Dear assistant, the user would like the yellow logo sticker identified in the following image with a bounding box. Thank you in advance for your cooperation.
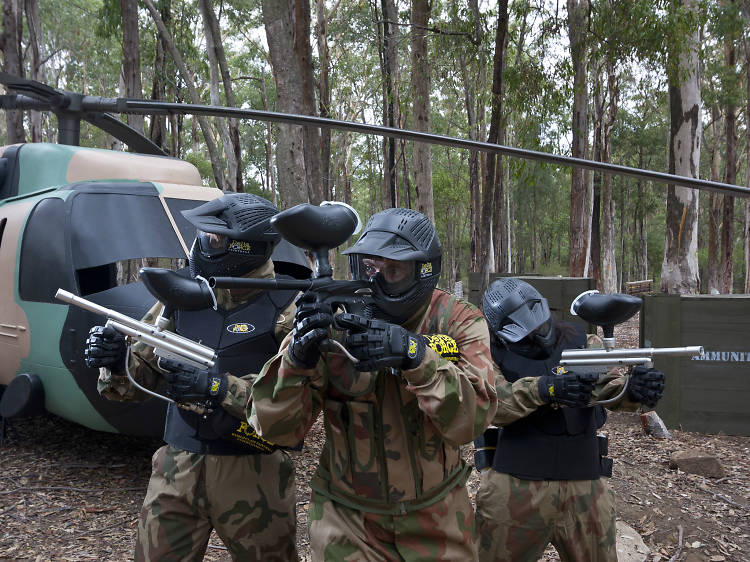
[408,338,418,357]
[210,379,220,393]
[420,262,433,277]
[227,323,256,334]
[424,334,460,362]
[228,240,253,253]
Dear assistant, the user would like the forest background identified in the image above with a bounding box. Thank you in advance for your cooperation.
[2,0,750,297]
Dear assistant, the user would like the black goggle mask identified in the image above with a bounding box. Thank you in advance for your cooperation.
[352,255,438,297]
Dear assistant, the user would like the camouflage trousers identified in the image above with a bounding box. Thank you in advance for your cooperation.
[475,471,616,562]
[307,484,477,562]
[135,444,297,562]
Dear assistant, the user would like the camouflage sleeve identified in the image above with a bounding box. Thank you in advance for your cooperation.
[96,301,168,402]
[248,332,326,447]
[401,301,497,446]
[492,369,547,426]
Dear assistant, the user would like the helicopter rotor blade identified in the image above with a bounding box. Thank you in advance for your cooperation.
[0,72,66,106]
[82,112,167,156]
[0,94,51,111]
[2,73,748,198]
[120,99,750,198]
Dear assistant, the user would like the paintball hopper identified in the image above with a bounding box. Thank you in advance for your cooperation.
[270,201,362,277]
[570,290,642,351]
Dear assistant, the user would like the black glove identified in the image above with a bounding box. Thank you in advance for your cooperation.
[84,325,126,370]
[537,371,598,407]
[336,313,426,372]
[287,292,334,369]
[627,365,665,407]
[158,358,228,406]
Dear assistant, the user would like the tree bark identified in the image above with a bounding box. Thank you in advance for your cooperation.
[199,0,243,191]
[149,0,170,153]
[410,0,434,222]
[2,0,25,143]
[378,0,400,208]
[261,0,307,207]
[480,0,509,294]
[745,35,750,293]
[600,61,618,294]
[591,69,603,288]
[316,0,332,201]
[720,37,737,293]
[120,0,144,136]
[660,0,701,294]
[24,0,43,142]
[294,0,323,204]
[142,0,224,189]
[707,106,722,293]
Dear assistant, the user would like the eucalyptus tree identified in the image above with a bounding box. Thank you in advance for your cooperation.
[1,0,25,142]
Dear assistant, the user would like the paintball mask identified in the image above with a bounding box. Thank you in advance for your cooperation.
[343,208,441,324]
[182,193,281,279]
[483,278,557,359]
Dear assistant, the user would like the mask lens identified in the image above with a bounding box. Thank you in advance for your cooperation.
[198,231,229,258]
[357,255,416,296]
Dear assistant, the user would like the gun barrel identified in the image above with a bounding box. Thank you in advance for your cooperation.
[561,346,703,360]
[110,321,215,368]
[209,277,314,290]
[55,289,216,369]
[561,357,654,367]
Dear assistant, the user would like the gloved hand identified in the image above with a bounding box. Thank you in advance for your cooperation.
[84,325,126,370]
[627,365,665,407]
[537,371,598,407]
[336,313,426,372]
[158,358,228,405]
[287,292,334,369]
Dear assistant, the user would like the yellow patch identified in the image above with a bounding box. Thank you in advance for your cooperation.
[210,379,220,393]
[554,366,568,375]
[227,323,255,334]
[408,338,418,356]
[424,334,460,362]
[548,385,555,396]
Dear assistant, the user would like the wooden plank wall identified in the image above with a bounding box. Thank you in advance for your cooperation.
[642,294,750,436]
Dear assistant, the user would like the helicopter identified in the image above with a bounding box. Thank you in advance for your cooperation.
[0,75,311,439]
[1,72,747,440]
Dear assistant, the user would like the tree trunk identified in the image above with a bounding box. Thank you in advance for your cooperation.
[260,66,277,205]
[660,0,701,294]
[480,0,509,294]
[591,69,603,289]
[2,0,25,143]
[745,36,750,293]
[316,0,332,201]
[294,0,323,204]
[410,0,434,222]
[24,0,43,142]
[567,0,590,277]
[720,37,737,293]
[120,0,144,136]
[459,49,481,273]
[707,106,722,293]
[378,0,400,208]
[199,0,243,191]
[142,0,224,189]
[149,0,171,152]
[600,62,618,294]
[261,0,307,207]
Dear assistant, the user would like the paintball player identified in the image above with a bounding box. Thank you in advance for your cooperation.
[249,208,498,561]
[474,277,666,562]
[84,193,299,561]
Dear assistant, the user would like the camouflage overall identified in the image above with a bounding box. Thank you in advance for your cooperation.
[98,261,299,561]
[250,289,498,561]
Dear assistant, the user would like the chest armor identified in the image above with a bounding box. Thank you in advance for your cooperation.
[490,321,609,480]
[163,287,296,455]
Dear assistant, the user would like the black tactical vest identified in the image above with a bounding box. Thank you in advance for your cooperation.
[162,287,296,455]
[488,321,611,480]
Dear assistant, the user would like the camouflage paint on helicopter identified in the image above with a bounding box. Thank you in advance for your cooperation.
[0,143,310,437]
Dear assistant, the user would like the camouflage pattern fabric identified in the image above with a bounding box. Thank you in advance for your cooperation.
[250,288,497,552]
[307,483,477,562]
[475,471,616,562]
[135,445,297,562]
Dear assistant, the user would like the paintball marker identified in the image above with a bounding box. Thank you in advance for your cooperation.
[559,290,703,406]
[208,201,374,362]
[55,268,218,403]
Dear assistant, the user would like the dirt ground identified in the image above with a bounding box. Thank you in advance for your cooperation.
[1,316,749,561]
